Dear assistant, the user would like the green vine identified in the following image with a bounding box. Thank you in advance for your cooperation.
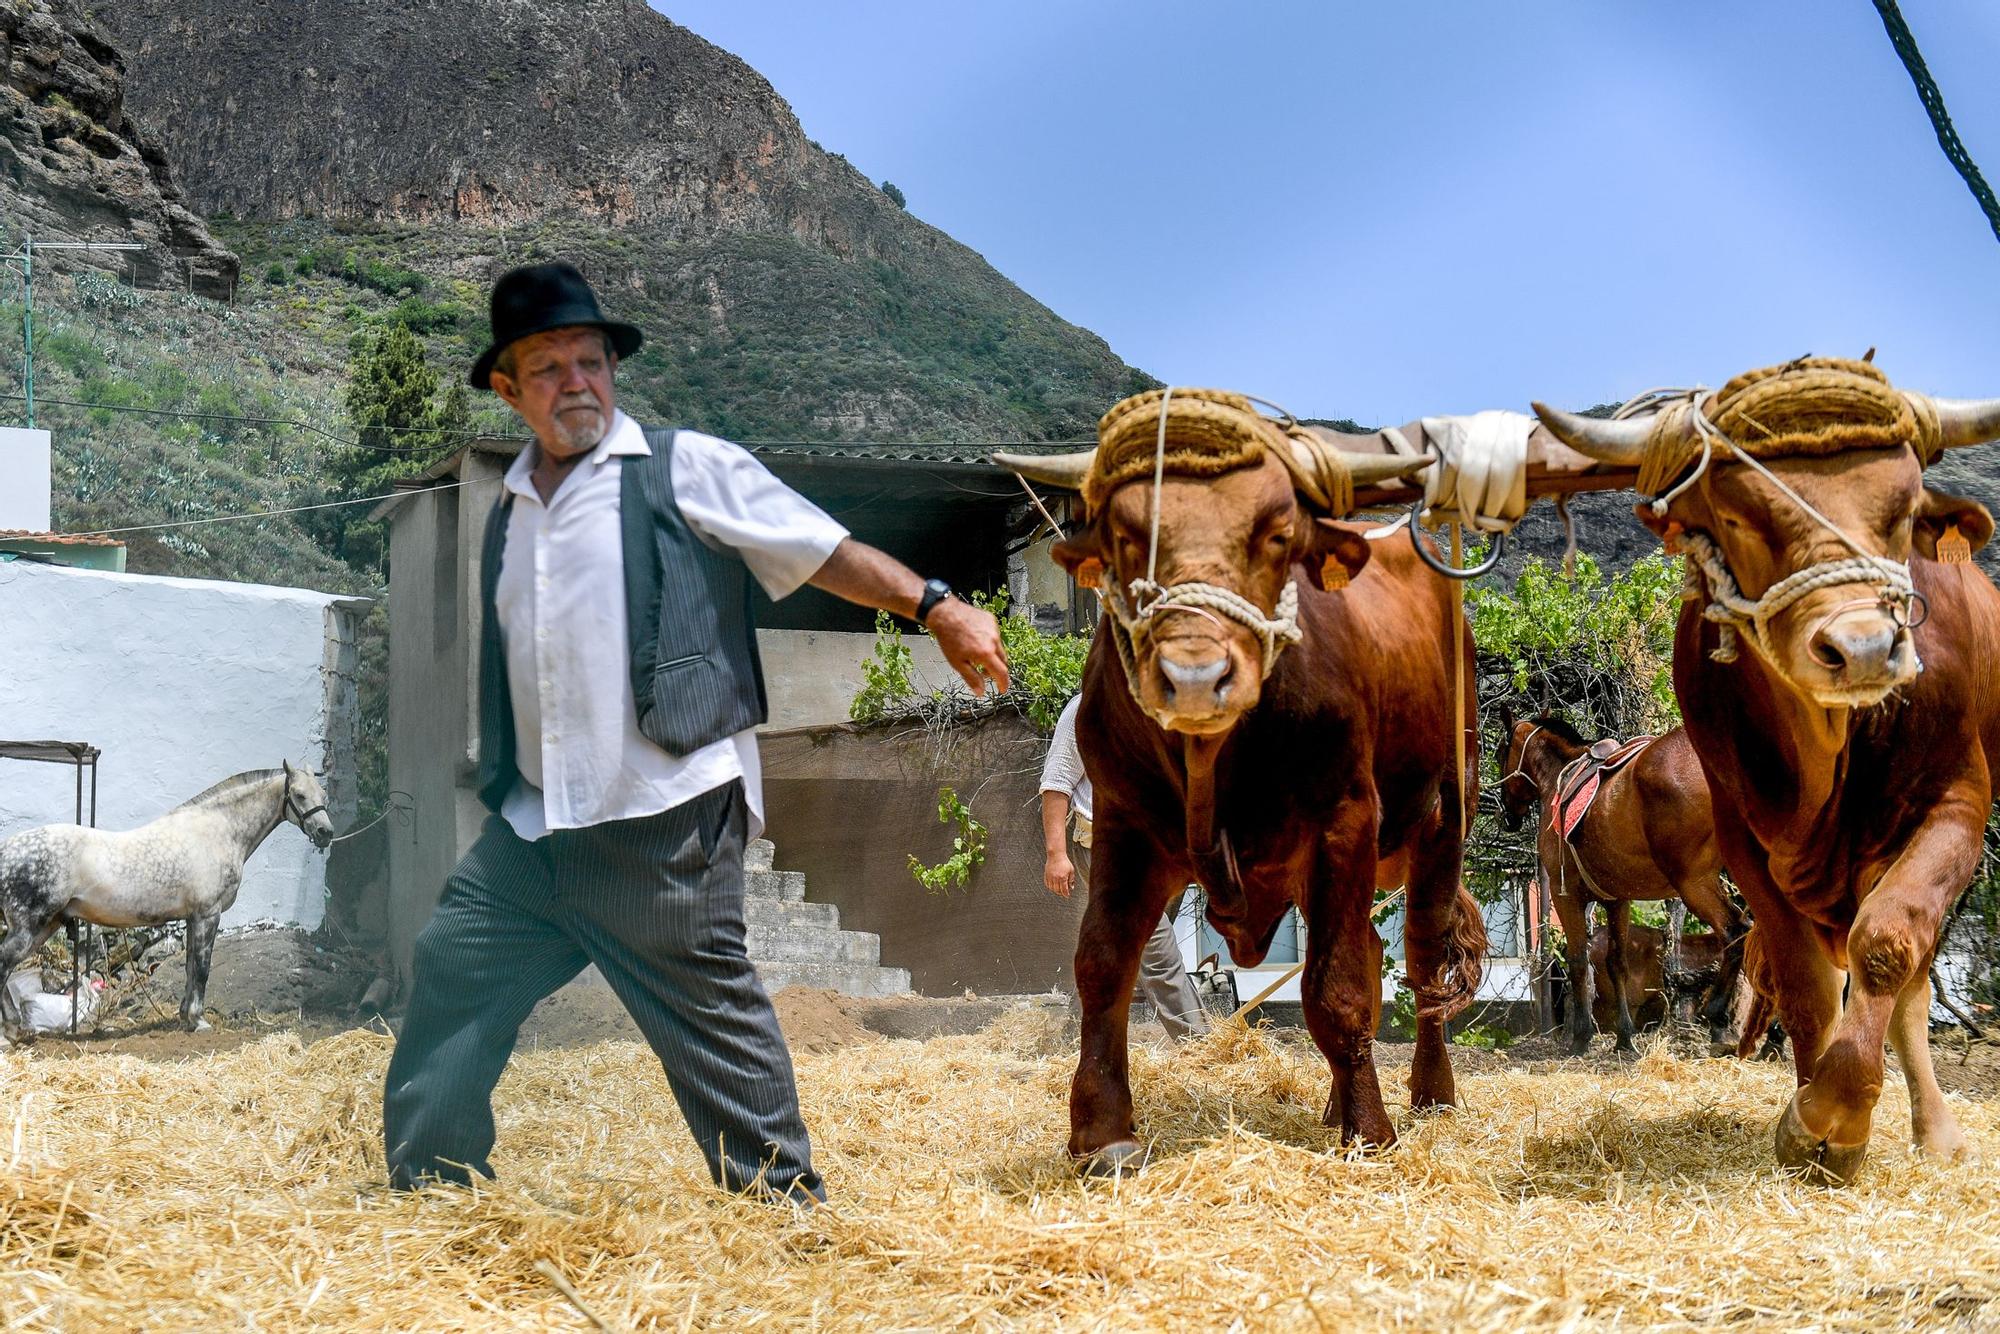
[849,610,916,723]
[907,785,988,894]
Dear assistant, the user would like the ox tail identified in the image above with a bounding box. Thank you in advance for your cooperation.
[1416,885,1490,1023]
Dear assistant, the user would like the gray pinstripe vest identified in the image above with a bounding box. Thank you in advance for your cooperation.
[474,427,769,813]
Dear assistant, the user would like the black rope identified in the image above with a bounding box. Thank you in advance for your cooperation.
[1872,0,2000,246]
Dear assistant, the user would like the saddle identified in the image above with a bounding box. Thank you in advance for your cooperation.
[1550,735,1657,842]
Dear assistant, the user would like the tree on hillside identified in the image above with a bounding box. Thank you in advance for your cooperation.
[880,180,906,209]
[313,322,450,572]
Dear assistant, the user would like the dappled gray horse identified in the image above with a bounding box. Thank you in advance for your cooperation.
[0,764,334,1035]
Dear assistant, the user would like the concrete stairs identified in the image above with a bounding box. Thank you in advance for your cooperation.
[744,838,910,998]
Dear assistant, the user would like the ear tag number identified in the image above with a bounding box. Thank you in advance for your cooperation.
[1320,555,1350,589]
[1938,524,1972,565]
[1075,558,1104,589]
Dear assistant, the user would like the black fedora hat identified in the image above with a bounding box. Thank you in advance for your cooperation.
[469,261,643,389]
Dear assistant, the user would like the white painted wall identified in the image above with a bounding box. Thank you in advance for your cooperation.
[0,561,343,927]
[0,427,51,531]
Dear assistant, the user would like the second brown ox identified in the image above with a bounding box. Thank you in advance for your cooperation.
[1001,390,1488,1172]
[1538,358,2000,1183]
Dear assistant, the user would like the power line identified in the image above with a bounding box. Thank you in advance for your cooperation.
[61,475,499,539]
[0,392,1097,453]
[1873,0,2000,246]
[0,392,492,454]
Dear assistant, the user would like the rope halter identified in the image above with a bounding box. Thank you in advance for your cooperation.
[1676,529,1921,667]
[1102,574,1303,699]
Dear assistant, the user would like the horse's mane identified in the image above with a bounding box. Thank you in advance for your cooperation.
[176,768,285,810]
[1527,713,1591,747]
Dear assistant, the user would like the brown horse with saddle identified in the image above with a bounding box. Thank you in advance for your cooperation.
[1496,715,1746,1054]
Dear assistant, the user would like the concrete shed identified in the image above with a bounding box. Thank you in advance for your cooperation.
[0,559,365,928]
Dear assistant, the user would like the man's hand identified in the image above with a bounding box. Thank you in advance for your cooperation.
[1044,848,1076,897]
[927,597,1010,696]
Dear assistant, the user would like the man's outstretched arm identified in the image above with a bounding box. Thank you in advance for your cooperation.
[807,538,1011,695]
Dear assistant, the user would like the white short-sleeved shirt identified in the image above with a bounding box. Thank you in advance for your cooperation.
[1038,695,1093,823]
[494,411,848,840]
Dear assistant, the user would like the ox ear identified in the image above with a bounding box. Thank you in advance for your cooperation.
[1051,530,1108,590]
[1305,519,1372,592]
[1914,488,1994,561]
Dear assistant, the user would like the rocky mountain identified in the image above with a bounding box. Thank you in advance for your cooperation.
[90,0,1145,442]
[0,0,234,294]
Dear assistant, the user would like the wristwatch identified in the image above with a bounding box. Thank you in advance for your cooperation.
[915,577,953,625]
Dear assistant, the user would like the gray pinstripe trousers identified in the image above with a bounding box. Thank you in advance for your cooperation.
[382,780,823,1201]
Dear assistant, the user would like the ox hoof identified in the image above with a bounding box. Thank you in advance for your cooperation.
[1774,1098,1867,1186]
[1075,1140,1146,1179]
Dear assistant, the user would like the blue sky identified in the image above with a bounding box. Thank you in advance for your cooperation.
[649,2,2000,425]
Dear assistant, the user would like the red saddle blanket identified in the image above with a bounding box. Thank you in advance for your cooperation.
[1551,735,1657,841]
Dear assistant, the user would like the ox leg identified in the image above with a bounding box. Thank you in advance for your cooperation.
[1304,801,1396,1145]
[1604,902,1639,1056]
[1778,802,1980,1184]
[181,914,219,1033]
[1551,886,1595,1055]
[1069,828,1173,1176]
[1301,888,1395,1147]
[1888,970,1968,1161]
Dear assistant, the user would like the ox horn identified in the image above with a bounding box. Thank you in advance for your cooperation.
[1529,402,1659,467]
[1289,426,1435,488]
[991,448,1096,490]
[1912,394,2000,450]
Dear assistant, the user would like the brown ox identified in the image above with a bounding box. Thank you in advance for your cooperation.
[1000,395,1489,1172]
[1538,365,2000,1181]
[1496,716,1745,1054]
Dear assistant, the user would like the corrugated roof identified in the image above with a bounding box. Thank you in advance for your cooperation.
[0,530,126,548]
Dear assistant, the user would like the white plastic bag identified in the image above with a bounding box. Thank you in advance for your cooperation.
[4,969,98,1035]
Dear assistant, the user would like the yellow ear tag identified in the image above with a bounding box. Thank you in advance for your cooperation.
[1074,558,1104,589]
[1320,555,1350,589]
[1938,523,1972,565]
[1661,520,1684,555]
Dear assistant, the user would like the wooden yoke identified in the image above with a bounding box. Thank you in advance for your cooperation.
[1347,423,1640,512]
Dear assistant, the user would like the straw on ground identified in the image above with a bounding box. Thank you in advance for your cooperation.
[4,1012,1998,1331]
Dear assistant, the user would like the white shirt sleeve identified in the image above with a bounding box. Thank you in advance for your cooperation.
[1039,696,1088,799]
[667,430,851,599]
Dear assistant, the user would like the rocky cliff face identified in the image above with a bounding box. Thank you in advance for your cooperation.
[92,0,1141,441]
[0,0,235,295]
[102,0,990,268]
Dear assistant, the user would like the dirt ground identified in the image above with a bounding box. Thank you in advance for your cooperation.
[20,983,1081,1063]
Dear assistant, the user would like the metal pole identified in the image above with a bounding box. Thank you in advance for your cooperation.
[22,239,32,429]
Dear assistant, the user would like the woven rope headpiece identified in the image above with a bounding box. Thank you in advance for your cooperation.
[1634,356,1942,496]
[1084,388,1354,517]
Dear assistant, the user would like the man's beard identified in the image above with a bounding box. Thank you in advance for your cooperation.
[547,397,608,453]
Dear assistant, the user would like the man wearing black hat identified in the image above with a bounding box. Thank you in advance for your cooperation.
[382,262,1009,1202]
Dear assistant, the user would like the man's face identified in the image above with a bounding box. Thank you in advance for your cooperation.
[490,326,618,458]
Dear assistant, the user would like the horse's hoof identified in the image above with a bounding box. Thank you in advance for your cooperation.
[1774,1097,1867,1186]
[1075,1140,1145,1178]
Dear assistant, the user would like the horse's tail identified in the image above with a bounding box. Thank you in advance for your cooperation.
[1416,885,1489,1022]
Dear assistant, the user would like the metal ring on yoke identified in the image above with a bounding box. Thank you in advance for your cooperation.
[1407,496,1506,579]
